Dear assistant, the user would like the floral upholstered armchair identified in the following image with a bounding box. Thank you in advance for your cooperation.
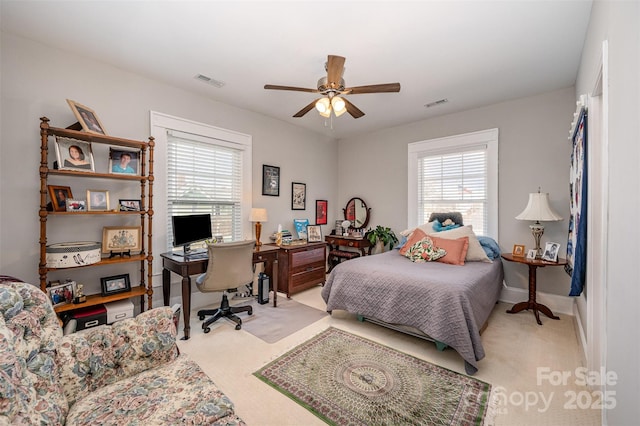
[0,278,245,425]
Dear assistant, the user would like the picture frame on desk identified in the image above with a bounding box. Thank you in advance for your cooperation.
[541,242,560,262]
[100,273,131,296]
[512,244,525,257]
[526,249,537,260]
[307,225,323,242]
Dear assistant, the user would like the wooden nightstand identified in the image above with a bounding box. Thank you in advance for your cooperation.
[501,253,568,325]
[325,235,373,272]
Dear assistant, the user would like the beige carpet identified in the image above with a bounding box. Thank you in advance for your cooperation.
[177,286,602,426]
[239,297,328,343]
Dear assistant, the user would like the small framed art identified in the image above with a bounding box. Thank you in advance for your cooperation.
[316,200,328,225]
[526,249,537,260]
[55,137,95,172]
[66,199,86,212]
[100,274,131,296]
[48,281,76,307]
[512,244,525,257]
[292,182,306,210]
[109,148,140,175]
[307,225,323,242]
[262,164,280,196]
[118,199,141,211]
[293,219,309,240]
[87,189,110,211]
[66,99,107,135]
[541,242,561,262]
[102,226,142,254]
[48,185,73,212]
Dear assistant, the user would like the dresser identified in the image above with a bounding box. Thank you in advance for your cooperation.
[277,242,327,298]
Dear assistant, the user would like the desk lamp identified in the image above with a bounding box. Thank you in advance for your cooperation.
[250,208,268,246]
[515,189,562,258]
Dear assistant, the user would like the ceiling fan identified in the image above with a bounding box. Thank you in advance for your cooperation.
[264,55,400,119]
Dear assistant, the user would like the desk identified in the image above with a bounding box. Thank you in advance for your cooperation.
[161,245,280,340]
[501,253,567,325]
[325,235,373,272]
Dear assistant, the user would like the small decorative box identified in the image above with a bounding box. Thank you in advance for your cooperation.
[45,241,101,268]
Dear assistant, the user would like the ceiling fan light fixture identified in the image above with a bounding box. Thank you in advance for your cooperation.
[331,96,346,114]
[315,97,331,114]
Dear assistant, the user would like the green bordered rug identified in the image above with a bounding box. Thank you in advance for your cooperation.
[254,327,495,426]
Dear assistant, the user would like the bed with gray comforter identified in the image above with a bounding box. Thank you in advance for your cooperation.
[321,249,504,375]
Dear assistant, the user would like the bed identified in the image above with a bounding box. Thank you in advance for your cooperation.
[321,243,504,375]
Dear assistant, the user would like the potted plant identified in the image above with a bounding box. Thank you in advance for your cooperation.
[365,225,399,253]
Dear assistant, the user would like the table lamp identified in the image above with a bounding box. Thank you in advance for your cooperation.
[515,189,562,258]
[250,208,268,246]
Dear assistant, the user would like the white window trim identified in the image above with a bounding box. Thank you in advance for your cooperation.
[407,128,499,239]
[150,111,252,274]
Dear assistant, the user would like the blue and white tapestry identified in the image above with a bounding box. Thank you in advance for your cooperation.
[566,108,587,296]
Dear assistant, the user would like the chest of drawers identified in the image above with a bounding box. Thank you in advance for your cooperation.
[277,242,327,297]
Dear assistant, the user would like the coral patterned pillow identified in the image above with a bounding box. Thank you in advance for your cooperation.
[403,236,447,263]
[398,228,429,256]
[429,235,469,266]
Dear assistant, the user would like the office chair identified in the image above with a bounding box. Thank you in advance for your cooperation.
[195,240,255,333]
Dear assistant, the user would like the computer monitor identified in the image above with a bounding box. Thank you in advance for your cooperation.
[171,213,212,254]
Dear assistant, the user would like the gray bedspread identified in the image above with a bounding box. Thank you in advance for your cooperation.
[321,250,504,375]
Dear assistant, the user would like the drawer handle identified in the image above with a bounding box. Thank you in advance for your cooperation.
[257,255,263,260]
[306,267,313,272]
[348,242,354,246]
[85,320,99,327]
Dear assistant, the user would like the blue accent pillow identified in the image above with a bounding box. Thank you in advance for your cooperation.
[395,235,408,250]
[432,219,461,232]
[478,236,501,260]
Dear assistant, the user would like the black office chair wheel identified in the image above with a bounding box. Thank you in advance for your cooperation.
[203,327,211,333]
[235,324,241,330]
[199,315,205,321]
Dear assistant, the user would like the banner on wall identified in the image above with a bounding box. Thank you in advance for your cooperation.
[566,107,587,296]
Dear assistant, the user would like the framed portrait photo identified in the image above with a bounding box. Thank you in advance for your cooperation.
[47,281,76,307]
[316,200,328,225]
[66,99,107,135]
[55,136,95,172]
[512,244,525,257]
[102,226,142,254]
[262,164,280,196]
[118,199,141,211]
[307,224,323,242]
[100,274,131,296]
[291,182,306,210]
[526,249,537,260]
[47,185,73,212]
[87,189,110,211]
[109,148,140,175]
[541,242,561,262]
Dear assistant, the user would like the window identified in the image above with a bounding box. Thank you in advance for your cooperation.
[408,129,498,238]
[151,112,252,252]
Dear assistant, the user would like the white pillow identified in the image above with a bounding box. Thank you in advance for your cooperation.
[400,221,434,237]
[425,225,491,263]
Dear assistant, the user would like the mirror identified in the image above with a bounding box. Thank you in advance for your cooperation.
[344,197,371,229]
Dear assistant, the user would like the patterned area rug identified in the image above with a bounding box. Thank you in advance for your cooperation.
[255,327,494,426]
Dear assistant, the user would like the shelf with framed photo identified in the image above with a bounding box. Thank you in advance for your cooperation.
[38,115,154,319]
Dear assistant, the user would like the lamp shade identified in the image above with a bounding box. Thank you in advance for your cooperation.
[515,192,562,222]
[250,208,268,222]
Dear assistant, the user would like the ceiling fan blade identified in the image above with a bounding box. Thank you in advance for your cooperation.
[343,98,365,119]
[293,100,319,118]
[344,83,401,95]
[264,84,319,93]
[326,55,346,87]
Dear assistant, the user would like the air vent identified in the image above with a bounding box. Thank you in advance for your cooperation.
[424,98,448,108]
[194,74,225,88]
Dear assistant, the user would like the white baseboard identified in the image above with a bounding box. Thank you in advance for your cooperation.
[499,284,575,316]
[573,302,588,367]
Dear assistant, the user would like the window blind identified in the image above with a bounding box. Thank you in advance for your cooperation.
[417,146,488,235]
[166,131,243,248]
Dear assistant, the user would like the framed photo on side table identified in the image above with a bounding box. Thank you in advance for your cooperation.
[100,274,131,296]
[541,242,561,262]
[262,164,280,196]
[526,249,537,260]
[512,244,525,257]
[307,225,323,242]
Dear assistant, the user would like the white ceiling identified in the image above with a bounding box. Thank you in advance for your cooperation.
[1,1,592,139]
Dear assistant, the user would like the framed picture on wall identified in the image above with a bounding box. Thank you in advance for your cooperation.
[291,182,306,210]
[262,164,280,196]
[316,200,328,225]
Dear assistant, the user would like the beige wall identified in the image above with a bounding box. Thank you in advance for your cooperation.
[337,87,575,295]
